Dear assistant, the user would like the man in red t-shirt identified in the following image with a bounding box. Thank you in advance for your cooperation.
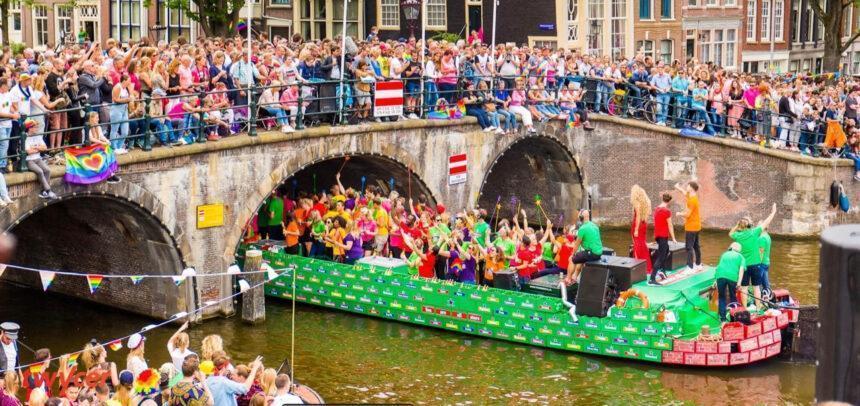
[513,236,544,283]
[651,193,677,284]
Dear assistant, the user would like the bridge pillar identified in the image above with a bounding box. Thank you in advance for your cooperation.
[241,250,265,324]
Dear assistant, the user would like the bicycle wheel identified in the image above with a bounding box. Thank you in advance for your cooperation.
[643,101,658,124]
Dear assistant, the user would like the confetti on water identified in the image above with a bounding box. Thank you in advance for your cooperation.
[373,393,389,399]
[455,376,466,380]
[344,385,369,392]
[521,392,535,396]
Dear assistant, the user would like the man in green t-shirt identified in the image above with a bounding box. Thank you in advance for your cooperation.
[492,227,517,267]
[714,242,746,322]
[565,210,603,285]
[473,210,491,248]
[729,203,776,308]
[264,191,286,240]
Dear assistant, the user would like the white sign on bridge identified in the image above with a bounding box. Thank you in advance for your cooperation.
[373,81,404,117]
[448,154,467,185]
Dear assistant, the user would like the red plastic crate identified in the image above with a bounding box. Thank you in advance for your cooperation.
[730,352,750,365]
[744,321,762,338]
[684,352,707,366]
[718,341,733,353]
[707,353,729,366]
[772,330,782,343]
[739,337,759,352]
[758,331,774,347]
[673,339,696,352]
[695,341,719,354]
[662,351,684,364]
[722,322,745,341]
[749,348,767,362]
[759,316,777,332]
[788,309,799,322]
[766,343,781,357]
[776,312,789,328]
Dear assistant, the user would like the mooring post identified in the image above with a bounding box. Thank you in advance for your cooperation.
[242,250,266,324]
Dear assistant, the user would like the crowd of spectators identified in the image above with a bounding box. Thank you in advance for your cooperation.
[0,28,859,196]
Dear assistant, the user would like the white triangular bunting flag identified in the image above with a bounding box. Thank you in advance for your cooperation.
[0,264,5,279]
[129,276,144,285]
[171,276,185,286]
[39,271,55,291]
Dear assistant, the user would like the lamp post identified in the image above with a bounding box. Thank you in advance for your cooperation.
[402,0,421,38]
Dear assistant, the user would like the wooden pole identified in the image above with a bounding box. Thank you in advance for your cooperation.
[241,250,266,324]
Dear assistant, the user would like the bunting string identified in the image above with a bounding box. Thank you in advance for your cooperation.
[0,265,289,375]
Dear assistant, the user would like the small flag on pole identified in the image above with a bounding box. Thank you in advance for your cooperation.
[29,364,43,374]
[108,340,123,351]
[39,271,55,291]
[129,276,144,285]
[171,276,185,286]
[87,275,104,294]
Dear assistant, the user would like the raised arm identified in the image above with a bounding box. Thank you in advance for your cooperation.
[759,203,777,230]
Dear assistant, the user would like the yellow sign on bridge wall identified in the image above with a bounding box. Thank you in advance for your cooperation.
[197,204,225,229]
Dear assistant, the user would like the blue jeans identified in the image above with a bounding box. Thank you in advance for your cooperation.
[487,111,501,128]
[849,153,860,171]
[0,127,10,168]
[717,277,736,321]
[496,109,516,130]
[656,93,671,124]
[710,108,724,135]
[153,119,176,144]
[466,106,490,128]
[264,106,288,126]
[424,81,438,108]
[596,83,613,112]
[627,85,643,109]
[109,104,129,150]
[673,94,689,127]
[691,106,715,134]
[182,114,201,144]
[760,264,771,294]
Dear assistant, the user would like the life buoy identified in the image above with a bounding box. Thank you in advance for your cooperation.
[615,288,650,309]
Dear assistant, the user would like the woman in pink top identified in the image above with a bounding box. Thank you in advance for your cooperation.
[506,78,536,133]
[280,83,306,129]
[437,50,458,101]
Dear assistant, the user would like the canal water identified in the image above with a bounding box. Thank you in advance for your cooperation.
[0,229,818,404]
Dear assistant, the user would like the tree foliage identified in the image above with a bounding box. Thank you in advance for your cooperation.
[161,0,245,38]
[811,0,860,72]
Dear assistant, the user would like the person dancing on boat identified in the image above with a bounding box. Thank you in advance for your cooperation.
[564,210,603,285]
[650,193,677,285]
[630,185,654,275]
[674,180,702,272]
[729,203,777,310]
[714,242,746,322]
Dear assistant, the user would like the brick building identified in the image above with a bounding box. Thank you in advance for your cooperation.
[633,0,684,64]
[740,0,790,73]
[682,0,744,70]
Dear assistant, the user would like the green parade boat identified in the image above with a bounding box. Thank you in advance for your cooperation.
[239,242,798,367]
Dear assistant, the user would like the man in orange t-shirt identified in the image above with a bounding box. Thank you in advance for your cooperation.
[675,180,702,271]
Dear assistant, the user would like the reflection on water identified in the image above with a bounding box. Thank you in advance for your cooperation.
[0,229,819,404]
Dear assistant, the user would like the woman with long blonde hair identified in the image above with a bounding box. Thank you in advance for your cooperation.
[1,371,20,404]
[260,368,278,398]
[200,334,223,361]
[630,184,653,275]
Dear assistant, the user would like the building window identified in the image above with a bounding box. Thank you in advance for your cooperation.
[586,0,604,55]
[530,38,558,48]
[661,0,671,18]
[111,0,143,42]
[707,0,716,5]
[271,0,291,4]
[725,0,735,5]
[56,6,73,37]
[610,0,626,57]
[333,0,360,36]
[567,0,579,41]
[9,1,20,32]
[699,30,710,62]
[157,0,191,42]
[747,0,756,40]
[773,0,783,40]
[426,0,447,29]
[33,6,48,47]
[761,0,770,40]
[379,0,399,28]
[726,28,736,68]
[636,40,654,58]
[791,0,799,42]
[659,39,672,64]
[640,0,652,19]
[299,0,326,39]
[688,0,697,6]
[853,52,860,73]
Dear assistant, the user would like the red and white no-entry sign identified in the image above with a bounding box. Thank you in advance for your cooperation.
[448,153,467,185]
[373,81,404,117]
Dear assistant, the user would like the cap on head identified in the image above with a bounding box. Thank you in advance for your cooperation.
[127,333,145,350]
[23,119,38,131]
[0,322,19,340]
[119,370,134,386]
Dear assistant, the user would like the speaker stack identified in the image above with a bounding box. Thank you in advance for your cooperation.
[574,267,619,317]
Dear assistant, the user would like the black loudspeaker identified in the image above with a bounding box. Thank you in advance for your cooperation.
[575,267,617,317]
[523,273,577,299]
[493,269,519,291]
[584,256,647,291]
[816,225,860,405]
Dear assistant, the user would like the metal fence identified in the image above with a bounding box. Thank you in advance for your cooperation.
[0,74,850,174]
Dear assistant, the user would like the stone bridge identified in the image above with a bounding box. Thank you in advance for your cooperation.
[0,117,856,319]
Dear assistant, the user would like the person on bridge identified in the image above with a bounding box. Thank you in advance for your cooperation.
[675,180,702,272]
[564,210,603,285]
[730,203,777,309]
[23,119,57,200]
[714,242,746,322]
[630,185,653,275]
[650,193,677,284]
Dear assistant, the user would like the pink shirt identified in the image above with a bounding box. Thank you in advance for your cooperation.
[742,88,760,107]
[510,90,526,107]
[178,65,194,90]
[438,58,457,85]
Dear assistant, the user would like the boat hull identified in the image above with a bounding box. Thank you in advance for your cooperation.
[258,251,796,367]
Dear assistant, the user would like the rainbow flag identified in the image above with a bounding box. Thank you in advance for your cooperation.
[63,144,118,185]
[236,19,248,32]
[67,353,80,367]
[39,271,55,291]
[108,340,123,351]
[29,364,43,374]
[129,276,144,285]
[87,275,104,294]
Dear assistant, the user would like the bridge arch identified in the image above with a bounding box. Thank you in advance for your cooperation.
[478,133,586,225]
[226,149,437,257]
[0,182,191,319]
